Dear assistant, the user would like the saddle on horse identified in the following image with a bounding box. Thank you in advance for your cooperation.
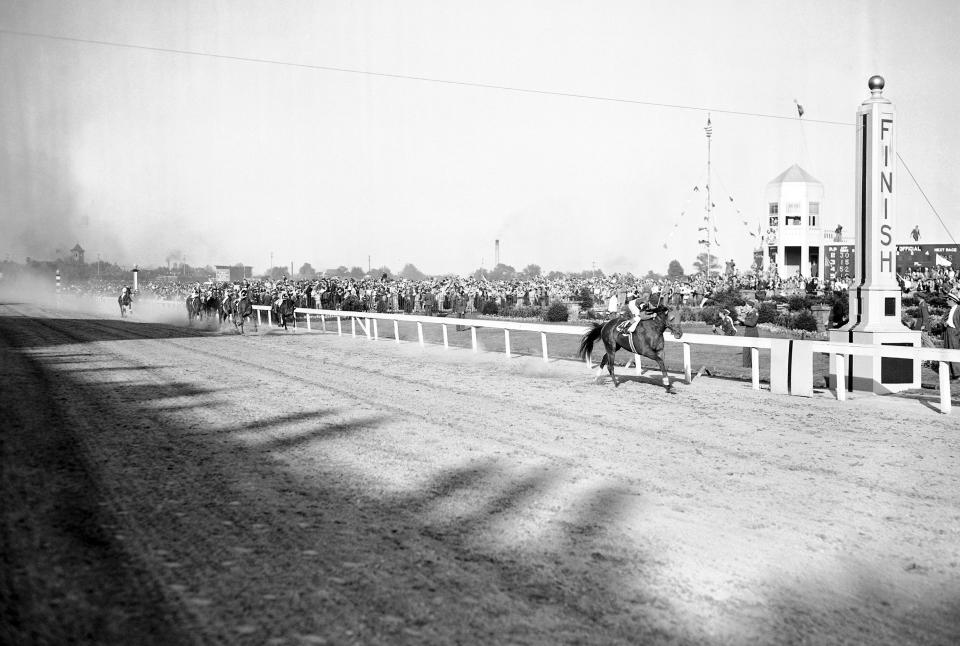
[614,310,655,334]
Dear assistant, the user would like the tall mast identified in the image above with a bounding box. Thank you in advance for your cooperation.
[704,114,713,276]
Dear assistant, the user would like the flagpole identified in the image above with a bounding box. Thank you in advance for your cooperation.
[705,114,713,277]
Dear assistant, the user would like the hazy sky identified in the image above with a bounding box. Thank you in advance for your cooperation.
[2,1,958,276]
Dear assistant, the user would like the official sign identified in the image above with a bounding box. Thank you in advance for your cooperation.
[897,244,960,273]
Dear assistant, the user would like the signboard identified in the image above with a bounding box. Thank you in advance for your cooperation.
[896,244,960,273]
[215,265,254,282]
[824,245,855,282]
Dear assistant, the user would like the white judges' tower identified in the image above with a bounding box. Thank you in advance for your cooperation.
[830,76,919,394]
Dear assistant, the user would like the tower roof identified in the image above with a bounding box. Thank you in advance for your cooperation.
[768,163,821,186]
[71,243,84,252]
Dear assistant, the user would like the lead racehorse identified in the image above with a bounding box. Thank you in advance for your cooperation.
[577,301,684,393]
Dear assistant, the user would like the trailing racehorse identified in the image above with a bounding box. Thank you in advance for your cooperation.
[118,289,133,317]
[576,303,684,393]
[272,294,297,331]
[202,292,222,321]
[231,294,256,334]
[220,292,236,327]
[185,295,201,323]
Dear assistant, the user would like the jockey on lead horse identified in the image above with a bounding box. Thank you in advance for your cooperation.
[621,289,660,333]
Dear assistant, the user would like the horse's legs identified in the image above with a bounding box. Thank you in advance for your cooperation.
[595,355,607,381]
[653,354,675,393]
[607,349,618,386]
[601,337,618,386]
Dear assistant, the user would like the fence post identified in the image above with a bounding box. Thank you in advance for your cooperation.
[373,319,378,341]
[417,322,424,347]
[336,316,342,336]
[834,353,847,401]
[751,348,760,390]
[939,362,952,415]
[768,339,790,395]
[393,319,400,344]
[790,340,814,397]
[351,317,356,338]
[471,327,478,352]
[540,332,548,362]
[683,343,692,383]
[306,313,311,331]
[442,324,449,349]
[504,329,511,358]
[256,309,262,327]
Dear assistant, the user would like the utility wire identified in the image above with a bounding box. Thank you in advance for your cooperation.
[2,27,953,233]
[897,153,958,246]
[0,27,852,126]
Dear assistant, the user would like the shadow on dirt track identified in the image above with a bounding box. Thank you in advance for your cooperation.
[0,316,211,349]
[2,309,959,645]
[0,313,681,644]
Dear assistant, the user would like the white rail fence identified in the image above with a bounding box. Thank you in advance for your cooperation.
[94,298,958,414]
[249,305,959,415]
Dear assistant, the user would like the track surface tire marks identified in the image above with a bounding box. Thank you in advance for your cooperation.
[2,301,960,645]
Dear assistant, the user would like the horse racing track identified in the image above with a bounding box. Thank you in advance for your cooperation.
[2,299,959,645]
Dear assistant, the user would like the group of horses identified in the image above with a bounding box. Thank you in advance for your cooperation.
[172,284,685,392]
[185,289,299,334]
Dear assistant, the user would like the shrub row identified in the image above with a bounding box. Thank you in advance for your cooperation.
[479,300,571,322]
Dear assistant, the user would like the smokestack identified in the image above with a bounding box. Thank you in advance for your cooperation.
[495,239,500,266]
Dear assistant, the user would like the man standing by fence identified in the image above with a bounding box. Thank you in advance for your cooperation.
[741,300,760,367]
[945,290,960,380]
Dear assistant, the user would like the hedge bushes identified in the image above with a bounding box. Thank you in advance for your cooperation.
[544,301,570,322]
[757,302,779,324]
[577,287,594,310]
[340,295,363,311]
[499,304,540,319]
[480,300,570,322]
[783,310,819,332]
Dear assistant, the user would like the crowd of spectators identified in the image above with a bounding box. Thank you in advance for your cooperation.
[898,265,958,294]
[58,270,835,313]
[53,263,957,320]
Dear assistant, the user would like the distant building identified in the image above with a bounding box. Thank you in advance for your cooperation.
[215,265,253,282]
[762,164,854,281]
[70,243,85,265]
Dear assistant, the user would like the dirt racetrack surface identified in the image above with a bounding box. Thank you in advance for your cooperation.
[2,298,959,645]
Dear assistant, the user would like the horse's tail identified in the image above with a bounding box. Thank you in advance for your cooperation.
[577,322,604,360]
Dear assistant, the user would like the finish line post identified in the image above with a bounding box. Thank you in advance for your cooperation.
[829,76,920,394]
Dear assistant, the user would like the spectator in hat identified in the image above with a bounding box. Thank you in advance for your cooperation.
[742,299,760,367]
[944,290,960,379]
[713,308,736,336]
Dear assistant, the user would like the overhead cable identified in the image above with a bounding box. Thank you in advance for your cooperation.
[0,27,852,126]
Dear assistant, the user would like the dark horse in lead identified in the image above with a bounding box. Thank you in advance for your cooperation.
[577,302,684,393]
